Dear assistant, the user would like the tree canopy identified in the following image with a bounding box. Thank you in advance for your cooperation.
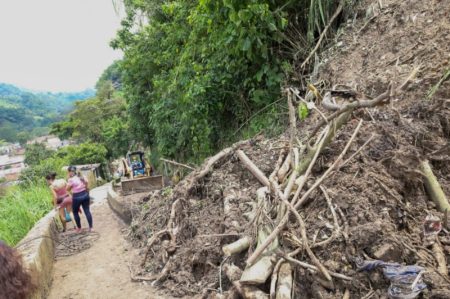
[24,143,54,166]
[110,0,343,162]
[51,65,130,160]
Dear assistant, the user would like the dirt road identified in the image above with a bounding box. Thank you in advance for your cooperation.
[48,184,169,299]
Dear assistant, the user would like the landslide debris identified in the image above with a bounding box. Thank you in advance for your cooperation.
[126,0,450,298]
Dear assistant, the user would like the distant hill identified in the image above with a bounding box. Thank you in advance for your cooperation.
[0,83,95,143]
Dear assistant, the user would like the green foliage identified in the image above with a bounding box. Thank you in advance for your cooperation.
[298,102,309,121]
[101,116,130,158]
[19,156,68,185]
[307,0,335,43]
[96,80,115,101]
[17,132,31,146]
[95,60,124,90]
[0,83,94,143]
[51,95,129,159]
[21,142,107,184]
[24,143,54,166]
[0,183,52,245]
[58,143,108,165]
[51,68,130,160]
[112,0,291,161]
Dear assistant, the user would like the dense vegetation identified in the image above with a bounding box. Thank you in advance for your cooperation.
[0,141,108,245]
[20,142,108,184]
[0,83,94,143]
[111,0,345,162]
[0,184,52,245]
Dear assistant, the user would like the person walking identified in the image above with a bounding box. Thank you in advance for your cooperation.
[66,166,93,233]
[45,172,74,232]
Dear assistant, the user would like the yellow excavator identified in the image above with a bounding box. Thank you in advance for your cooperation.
[119,151,164,194]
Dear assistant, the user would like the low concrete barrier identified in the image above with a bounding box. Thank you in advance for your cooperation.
[107,185,132,225]
[16,210,58,299]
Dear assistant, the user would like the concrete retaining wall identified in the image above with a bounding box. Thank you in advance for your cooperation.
[16,210,58,299]
[107,185,132,225]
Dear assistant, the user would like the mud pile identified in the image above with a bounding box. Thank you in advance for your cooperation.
[126,0,450,297]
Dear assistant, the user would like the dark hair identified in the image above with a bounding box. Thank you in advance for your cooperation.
[68,165,77,173]
[0,241,36,299]
[45,172,57,181]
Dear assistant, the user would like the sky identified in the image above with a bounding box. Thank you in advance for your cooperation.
[0,0,124,92]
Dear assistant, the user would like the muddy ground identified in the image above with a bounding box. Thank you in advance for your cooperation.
[126,0,450,298]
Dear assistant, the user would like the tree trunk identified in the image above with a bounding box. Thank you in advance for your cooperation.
[236,150,270,187]
[224,264,269,299]
[223,237,251,256]
[275,263,293,299]
[420,160,450,212]
[241,188,277,285]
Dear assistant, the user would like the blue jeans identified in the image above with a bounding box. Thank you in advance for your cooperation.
[72,191,93,229]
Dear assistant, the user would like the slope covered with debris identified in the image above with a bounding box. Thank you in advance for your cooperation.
[126,0,450,298]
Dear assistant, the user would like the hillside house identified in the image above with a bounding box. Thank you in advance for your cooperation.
[0,154,25,181]
[26,135,72,150]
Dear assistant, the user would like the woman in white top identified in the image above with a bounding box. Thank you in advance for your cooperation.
[45,172,74,232]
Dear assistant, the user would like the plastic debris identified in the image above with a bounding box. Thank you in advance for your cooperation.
[384,265,426,299]
[423,215,442,246]
[355,258,427,299]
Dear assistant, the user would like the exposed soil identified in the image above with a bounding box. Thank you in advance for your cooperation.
[48,185,171,299]
[126,0,450,298]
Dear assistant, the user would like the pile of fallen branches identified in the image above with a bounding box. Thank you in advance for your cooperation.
[127,62,450,298]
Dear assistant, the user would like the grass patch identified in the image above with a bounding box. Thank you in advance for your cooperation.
[0,183,52,246]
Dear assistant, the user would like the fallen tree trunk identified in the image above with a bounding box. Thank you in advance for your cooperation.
[275,263,293,299]
[432,241,448,277]
[241,188,277,285]
[236,153,332,283]
[160,158,195,170]
[297,110,352,175]
[277,153,291,182]
[270,260,284,299]
[223,237,251,256]
[240,254,274,285]
[223,188,241,231]
[176,139,251,195]
[224,264,269,299]
[247,120,363,266]
[236,150,270,187]
[420,160,450,213]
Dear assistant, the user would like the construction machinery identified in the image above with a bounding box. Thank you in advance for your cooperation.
[119,151,164,194]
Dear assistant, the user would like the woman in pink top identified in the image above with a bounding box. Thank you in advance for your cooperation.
[67,166,93,233]
[46,172,74,232]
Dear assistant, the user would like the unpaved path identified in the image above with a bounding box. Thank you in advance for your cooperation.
[48,184,169,299]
